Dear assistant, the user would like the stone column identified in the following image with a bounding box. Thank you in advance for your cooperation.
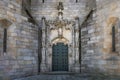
[68,43,73,72]
[74,17,80,72]
[48,45,52,71]
[71,23,75,72]
[46,24,51,71]
[40,17,48,72]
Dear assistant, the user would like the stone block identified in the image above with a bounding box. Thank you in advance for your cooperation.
[23,57,32,60]
[8,4,14,9]
[88,29,95,34]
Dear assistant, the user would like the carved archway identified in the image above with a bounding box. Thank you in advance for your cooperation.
[51,36,69,45]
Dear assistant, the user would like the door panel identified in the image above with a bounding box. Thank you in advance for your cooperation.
[52,43,68,71]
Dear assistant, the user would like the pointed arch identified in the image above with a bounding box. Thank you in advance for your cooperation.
[103,17,119,53]
[51,37,69,45]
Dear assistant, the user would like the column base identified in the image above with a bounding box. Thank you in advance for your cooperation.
[69,63,80,73]
[74,64,80,72]
[40,63,49,72]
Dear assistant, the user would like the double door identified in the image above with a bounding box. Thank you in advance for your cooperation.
[52,43,68,71]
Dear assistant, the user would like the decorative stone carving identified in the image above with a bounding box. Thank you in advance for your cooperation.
[40,2,80,72]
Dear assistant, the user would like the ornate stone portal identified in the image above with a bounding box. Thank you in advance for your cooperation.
[40,2,80,72]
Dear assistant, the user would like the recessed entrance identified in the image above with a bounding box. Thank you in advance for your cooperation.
[52,43,68,71]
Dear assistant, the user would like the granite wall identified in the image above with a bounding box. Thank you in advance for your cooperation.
[81,0,120,75]
[0,0,38,80]
[1,0,120,80]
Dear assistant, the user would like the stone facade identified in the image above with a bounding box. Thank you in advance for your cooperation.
[0,0,120,80]
[31,0,95,73]
[95,0,120,74]
[0,0,38,80]
[81,0,120,75]
[40,16,80,72]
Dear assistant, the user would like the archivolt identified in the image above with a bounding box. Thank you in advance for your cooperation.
[51,36,69,45]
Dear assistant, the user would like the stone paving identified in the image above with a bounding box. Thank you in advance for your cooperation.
[14,73,120,80]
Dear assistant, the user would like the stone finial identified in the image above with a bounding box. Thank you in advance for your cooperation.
[58,12,63,16]
[42,16,46,20]
[57,2,64,10]
[0,19,12,28]
[75,17,79,20]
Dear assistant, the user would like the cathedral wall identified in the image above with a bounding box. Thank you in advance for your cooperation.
[81,10,100,73]
[81,0,120,75]
[31,0,91,73]
[95,0,120,75]
[1,0,120,79]
[31,0,88,21]
[0,0,38,80]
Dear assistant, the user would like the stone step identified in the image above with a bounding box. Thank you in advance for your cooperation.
[14,73,92,80]
[14,73,120,80]
[39,71,79,75]
[14,75,90,80]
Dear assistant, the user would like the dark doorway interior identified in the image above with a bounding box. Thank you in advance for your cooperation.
[52,43,68,71]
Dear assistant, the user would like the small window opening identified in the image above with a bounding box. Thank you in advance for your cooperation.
[112,26,116,52]
[3,28,7,53]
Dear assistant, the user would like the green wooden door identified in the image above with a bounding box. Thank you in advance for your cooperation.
[52,43,68,71]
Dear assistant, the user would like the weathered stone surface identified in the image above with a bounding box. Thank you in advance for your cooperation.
[0,0,120,80]
[14,73,120,80]
[0,0,38,80]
